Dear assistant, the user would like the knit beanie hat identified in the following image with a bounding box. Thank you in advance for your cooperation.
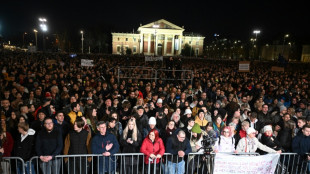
[148,117,157,125]
[246,127,256,135]
[279,105,287,112]
[263,125,273,133]
[191,123,202,133]
[184,109,192,115]
[198,109,204,115]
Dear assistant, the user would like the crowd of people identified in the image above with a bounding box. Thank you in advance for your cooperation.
[0,51,310,173]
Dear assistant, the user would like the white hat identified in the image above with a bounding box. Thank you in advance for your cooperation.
[148,117,157,125]
[184,109,192,115]
[263,125,273,133]
[157,98,163,104]
[246,127,256,135]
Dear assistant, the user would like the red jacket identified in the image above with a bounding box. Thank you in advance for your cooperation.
[2,132,14,157]
[140,137,165,164]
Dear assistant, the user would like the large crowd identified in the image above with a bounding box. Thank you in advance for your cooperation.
[0,51,310,174]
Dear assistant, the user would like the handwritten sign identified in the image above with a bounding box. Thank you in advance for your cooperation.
[213,153,279,174]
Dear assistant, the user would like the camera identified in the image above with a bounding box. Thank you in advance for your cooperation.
[200,131,217,155]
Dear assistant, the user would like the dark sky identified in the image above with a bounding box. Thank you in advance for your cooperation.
[1,0,309,44]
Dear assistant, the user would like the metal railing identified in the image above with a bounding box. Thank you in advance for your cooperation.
[0,156,25,174]
[3,152,309,174]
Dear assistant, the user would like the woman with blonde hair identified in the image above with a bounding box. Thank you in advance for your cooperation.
[119,118,142,174]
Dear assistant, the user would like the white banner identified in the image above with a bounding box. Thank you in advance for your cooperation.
[239,63,250,72]
[81,59,94,67]
[213,153,280,174]
[145,56,163,61]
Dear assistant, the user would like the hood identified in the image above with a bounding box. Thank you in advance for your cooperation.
[27,128,36,135]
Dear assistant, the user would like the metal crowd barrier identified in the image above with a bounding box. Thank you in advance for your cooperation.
[1,157,25,174]
[4,152,310,174]
[274,153,309,174]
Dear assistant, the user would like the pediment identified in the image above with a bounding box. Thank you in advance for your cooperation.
[138,19,184,31]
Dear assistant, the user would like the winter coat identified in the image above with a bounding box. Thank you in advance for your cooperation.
[292,134,310,155]
[260,134,282,154]
[214,135,235,152]
[13,129,36,161]
[35,127,63,158]
[140,137,165,164]
[276,127,293,152]
[63,129,91,156]
[1,132,14,157]
[236,137,276,153]
[91,131,119,155]
[165,135,192,163]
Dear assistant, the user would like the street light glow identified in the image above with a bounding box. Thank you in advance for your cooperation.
[80,30,83,34]
[33,29,38,33]
[285,34,289,38]
[253,30,261,34]
[40,24,47,32]
[39,18,47,22]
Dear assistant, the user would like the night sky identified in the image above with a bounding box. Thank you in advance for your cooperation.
[1,1,309,44]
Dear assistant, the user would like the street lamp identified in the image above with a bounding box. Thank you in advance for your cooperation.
[33,29,38,47]
[282,34,289,56]
[39,18,47,51]
[253,30,261,60]
[22,32,27,48]
[80,30,84,54]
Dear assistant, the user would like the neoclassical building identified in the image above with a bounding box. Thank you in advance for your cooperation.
[112,19,205,56]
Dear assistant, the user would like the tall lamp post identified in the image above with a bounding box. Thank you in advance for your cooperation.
[253,30,260,60]
[33,29,38,47]
[282,34,289,56]
[80,30,84,54]
[22,32,27,48]
[39,18,47,51]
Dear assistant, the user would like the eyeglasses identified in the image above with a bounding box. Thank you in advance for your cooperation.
[223,131,230,133]
[44,122,53,125]
[179,136,185,139]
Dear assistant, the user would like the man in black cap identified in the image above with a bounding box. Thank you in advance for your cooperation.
[134,106,148,134]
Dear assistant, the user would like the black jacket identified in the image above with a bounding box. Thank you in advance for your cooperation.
[35,127,63,157]
[14,129,36,161]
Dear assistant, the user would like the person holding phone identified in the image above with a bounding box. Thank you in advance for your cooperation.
[120,119,142,173]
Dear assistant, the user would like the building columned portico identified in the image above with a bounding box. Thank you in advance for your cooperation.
[112,19,205,56]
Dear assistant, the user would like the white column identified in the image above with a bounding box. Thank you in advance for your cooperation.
[171,35,175,55]
[178,35,182,55]
[140,34,143,54]
[164,34,167,55]
[155,33,158,56]
[148,34,151,54]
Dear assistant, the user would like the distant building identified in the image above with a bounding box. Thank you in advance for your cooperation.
[301,45,310,62]
[111,19,205,56]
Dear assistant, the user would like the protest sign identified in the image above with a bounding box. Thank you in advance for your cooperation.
[213,153,280,174]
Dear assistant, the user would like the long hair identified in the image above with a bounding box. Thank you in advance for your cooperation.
[147,128,160,141]
[123,118,138,141]
[85,108,98,131]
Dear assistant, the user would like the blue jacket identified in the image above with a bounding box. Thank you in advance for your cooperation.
[91,131,119,155]
[292,134,310,155]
